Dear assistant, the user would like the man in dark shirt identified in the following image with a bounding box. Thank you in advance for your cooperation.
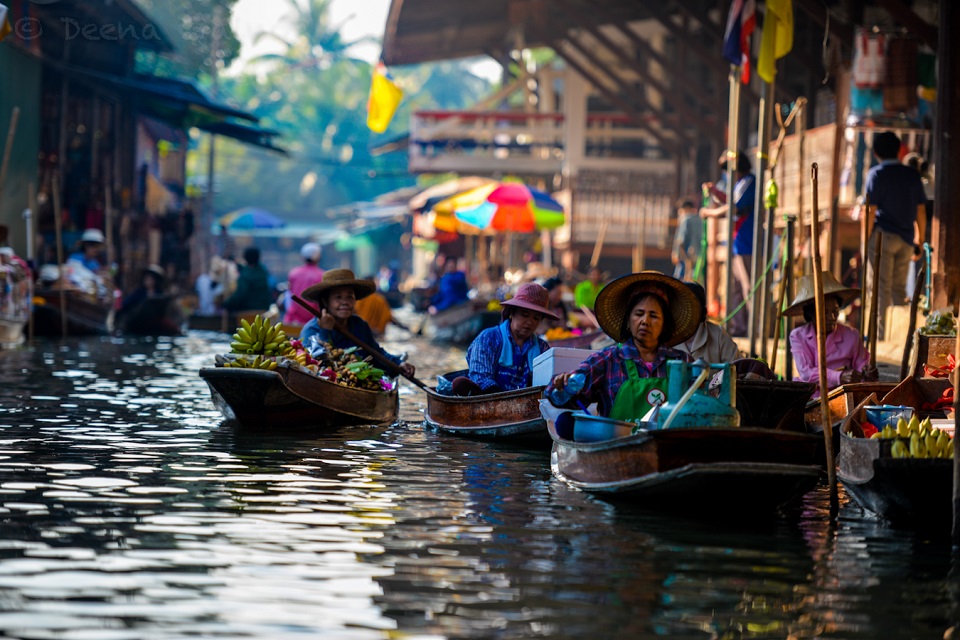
[864,131,926,340]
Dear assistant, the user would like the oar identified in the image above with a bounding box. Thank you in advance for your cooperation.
[292,294,429,391]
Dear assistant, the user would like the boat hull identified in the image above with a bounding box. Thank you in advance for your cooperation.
[550,425,823,511]
[200,364,398,430]
[118,295,184,336]
[546,330,604,350]
[33,289,114,336]
[837,432,951,527]
[425,381,549,445]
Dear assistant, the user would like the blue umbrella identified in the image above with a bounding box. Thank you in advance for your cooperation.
[218,207,287,230]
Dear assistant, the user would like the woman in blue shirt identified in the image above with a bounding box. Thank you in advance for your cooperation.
[451,282,559,396]
[300,269,415,378]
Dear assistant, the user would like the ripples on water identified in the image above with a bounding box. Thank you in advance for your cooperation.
[0,330,953,639]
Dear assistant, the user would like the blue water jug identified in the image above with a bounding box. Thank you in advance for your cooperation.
[656,360,739,429]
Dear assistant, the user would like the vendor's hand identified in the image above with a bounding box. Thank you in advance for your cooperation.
[911,244,922,261]
[400,363,415,377]
[318,308,336,330]
[702,181,714,192]
[552,372,574,389]
[671,253,679,265]
[861,365,880,382]
[839,368,863,385]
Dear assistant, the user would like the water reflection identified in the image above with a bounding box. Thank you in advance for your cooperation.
[0,331,950,638]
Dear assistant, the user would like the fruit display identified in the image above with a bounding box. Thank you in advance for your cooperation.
[918,309,957,336]
[217,317,393,392]
[869,415,954,459]
[545,327,574,340]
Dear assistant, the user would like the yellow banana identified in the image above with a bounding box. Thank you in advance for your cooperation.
[240,317,253,333]
[870,432,883,439]
[237,327,254,344]
[925,433,940,458]
[937,430,951,458]
[882,425,896,439]
[908,414,920,435]
[891,439,909,458]
[896,418,910,438]
[909,433,925,458]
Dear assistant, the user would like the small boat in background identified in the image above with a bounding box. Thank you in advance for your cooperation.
[546,329,605,350]
[425,300,500,345]
[117,294,184,336]
[32,288,115,336]
[425,371,549,445]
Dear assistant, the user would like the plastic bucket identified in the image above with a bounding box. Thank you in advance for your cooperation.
[571,412,636,442]
[864,405,913,429]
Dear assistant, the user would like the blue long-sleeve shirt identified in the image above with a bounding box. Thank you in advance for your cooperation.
[466,321,550,391]
[431,271,469,312]
[300,315,403,367]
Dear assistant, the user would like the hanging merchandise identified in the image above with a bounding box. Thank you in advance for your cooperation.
[852,30,886,88]
[883,38,919,113]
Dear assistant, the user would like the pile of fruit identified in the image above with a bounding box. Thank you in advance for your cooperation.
[544,327,575,341]
[218,315,391,391]
[918,309,957,336]
[869,414,954,458]
[314,346,389,391]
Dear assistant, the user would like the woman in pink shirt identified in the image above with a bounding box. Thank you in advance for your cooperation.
[283,243,325,325]
[787,271,878,397]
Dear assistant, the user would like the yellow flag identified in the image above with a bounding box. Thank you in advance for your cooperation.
[0,4,12,43]
[366,62,403,134]
[757,0,793,83]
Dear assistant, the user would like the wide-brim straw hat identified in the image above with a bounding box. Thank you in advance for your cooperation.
[302,268,376,303]
[784,271,861,317]
[501,282,560,321]
[594,271,703,346]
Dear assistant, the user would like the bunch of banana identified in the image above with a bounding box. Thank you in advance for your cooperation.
[221,354,278,371]
[230,315,291,356]
[873,414,955,459]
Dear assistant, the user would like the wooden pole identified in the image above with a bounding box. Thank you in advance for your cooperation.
[900,261,925,379]
[104,161,115,268]
[796,106,807,274]
[810,163,837,506]
[953,294,960,542]
[725,70,742,331]
[768,245,790,378]
[590,219,608,268]
[52,175,68,339]
[859,193,870,335]
[867,233,883,369]
[25,183,36,342]
[0,107,20,212]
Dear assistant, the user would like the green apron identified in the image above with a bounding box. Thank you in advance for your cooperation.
[608,356,667,423]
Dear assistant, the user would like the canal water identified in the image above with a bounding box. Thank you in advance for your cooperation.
[0,329,956,639]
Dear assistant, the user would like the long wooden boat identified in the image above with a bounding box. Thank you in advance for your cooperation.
[425,371,549,445]
[549,421,823,512]
[199,361,399,430]
[427,300,500,345]
[33,288,114,336]
[546,329,605,349]
[803,382,898,432]
[117,294,184,336]
[837,393,951,528]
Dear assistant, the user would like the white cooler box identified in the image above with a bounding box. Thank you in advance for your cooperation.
[532,347,597,387]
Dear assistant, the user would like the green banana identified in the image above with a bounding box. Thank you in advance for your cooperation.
[240,317,253,333]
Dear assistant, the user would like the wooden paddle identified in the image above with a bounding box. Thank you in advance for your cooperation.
[899,260,925,379]
[292,294,429,391]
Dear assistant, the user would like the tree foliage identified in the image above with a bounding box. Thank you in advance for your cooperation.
[136,0,241,79]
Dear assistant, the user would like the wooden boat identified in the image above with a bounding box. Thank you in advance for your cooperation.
[187,312,235,332]
[199,360,398,430]
[546,329,605,349]
[117,294,184,336]
[837,393,951,528]
[549,421,823,512]
[804,382,898,432]
[424,371,549,445]
[32,288,115,336]
[427,300,500,344]
[737,379,816,431]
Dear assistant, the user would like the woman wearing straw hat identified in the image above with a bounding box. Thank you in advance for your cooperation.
[300,269,415,378]
[786,271,878,397]
[451,282,559,396]
[546,271,702,420]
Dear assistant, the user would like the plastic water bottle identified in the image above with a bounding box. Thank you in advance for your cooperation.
[546,372,586,406]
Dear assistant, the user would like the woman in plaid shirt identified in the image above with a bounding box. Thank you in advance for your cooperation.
[546,272,702,420]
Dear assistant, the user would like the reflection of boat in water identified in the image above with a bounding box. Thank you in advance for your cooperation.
[549,421,823,512]
[424,370,549,446]
[117,294,184,336]
[0,258,29,346]
[33,288,115,336]
[200,361,399,430]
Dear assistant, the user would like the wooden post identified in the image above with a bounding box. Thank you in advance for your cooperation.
[0,107,20,212]
[859,193,870,335]
[810,163,837,506]
[52,175,68,339]
[25,183,36,342]
[900,262,925,379]
[796,106,807,274]
[104,161,115,268]
[867,233,883,368]
[768,244,790,378]
[953,295,960,542]
[590,219,608,268]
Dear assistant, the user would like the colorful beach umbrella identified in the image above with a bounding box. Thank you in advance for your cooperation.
[452,182,566,233]
[217,207,287,230]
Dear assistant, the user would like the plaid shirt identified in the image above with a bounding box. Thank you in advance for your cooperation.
[546,343,691,416]
[466,322,551,391]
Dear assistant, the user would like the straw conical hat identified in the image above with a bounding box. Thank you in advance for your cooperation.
[594,271,703,346]
[784,271,860,317]
[302,268,376,302]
